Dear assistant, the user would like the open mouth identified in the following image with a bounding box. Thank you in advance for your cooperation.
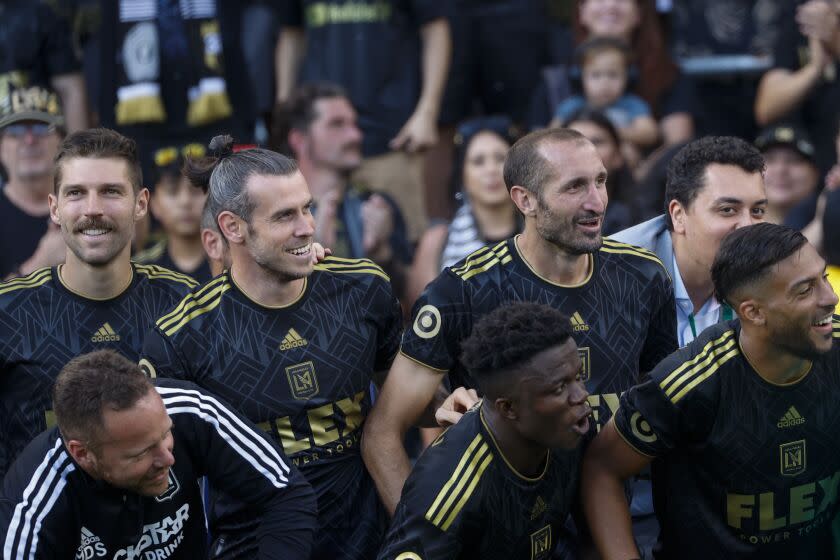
[575,216,602,232]
[812,313,834,333]
[571,403,593,436]
[79,227,112,238]
[287,243,312,258]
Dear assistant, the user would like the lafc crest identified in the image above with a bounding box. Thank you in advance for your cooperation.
[286,361,319,400]
[780,440,806,477]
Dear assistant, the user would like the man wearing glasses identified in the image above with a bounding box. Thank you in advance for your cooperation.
[0,85,67,279]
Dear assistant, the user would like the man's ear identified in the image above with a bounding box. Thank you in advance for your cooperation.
[218,211,245,245]
[668,199,687,235]
[493,397,517,421]
[738,297,765,327]
[288,129,307,158]
[48,193,60,225]
[510,186,536,218]
[65,439,96,471]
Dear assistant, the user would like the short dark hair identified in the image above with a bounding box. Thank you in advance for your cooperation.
[503,127,588,197]
[712,223,807,307]
[664,136,765,230]
[460,303,574,398]
[576,36,632,68]
[53,350,154,447]
[54,128,143,194]
[270,81,348,156]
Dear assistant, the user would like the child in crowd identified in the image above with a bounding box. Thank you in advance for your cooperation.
[553,37,658,153]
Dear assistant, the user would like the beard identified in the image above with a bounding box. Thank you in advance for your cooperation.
[770,319,831,361]
[535,198,603,255]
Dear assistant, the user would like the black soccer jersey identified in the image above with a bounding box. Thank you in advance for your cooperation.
[140,257,402,560]
[0,378,316,560]
[378,404,582,560]
[614,319,840,558]
[401,237,677,428]
[0,264,196,478]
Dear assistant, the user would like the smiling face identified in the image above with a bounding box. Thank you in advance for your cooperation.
[49,157,148,267]
[240,171,316,282]
[463,131,510,207]
[579,0,640,40]
[302,97,363,174]
[762,146,819,214]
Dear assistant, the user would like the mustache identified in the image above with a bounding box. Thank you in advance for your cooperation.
[74,218,115,233]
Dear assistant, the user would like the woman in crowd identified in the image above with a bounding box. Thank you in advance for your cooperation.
[407,117,521,306]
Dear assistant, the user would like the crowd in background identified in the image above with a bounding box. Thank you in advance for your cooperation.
[4,0,840,305]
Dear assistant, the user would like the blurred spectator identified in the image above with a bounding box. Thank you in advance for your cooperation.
[134,144,212,282]
[430,0,548,220]
[407,116,519,307]
[272,82,412,293]
[275,0,451,241]
[755,0,840,175]
[670,0,784,140]
[94,0,256,182]
[575,0,694,145]
[754,124,820,228]
[822,188,840,293]
[0,1,89,133]
[200,199,230,278]
[553,37,658,153]
[563,108,637,233]
[0,85,66,278]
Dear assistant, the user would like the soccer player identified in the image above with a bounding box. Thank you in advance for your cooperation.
[377,303,591,560]
[582,222,840,558]
[0,350,317,559]
[140,136,402,559]
[0,128,199,479]
[363,127,677,515]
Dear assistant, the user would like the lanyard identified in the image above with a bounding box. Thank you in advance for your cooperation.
[687,303,734,338]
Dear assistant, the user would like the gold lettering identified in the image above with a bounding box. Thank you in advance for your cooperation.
[759,492,786,531]
[335,391,365,432]
[308,402,339,446]
[275,416,311,454]
[789,483,816,525]
[727,493,754,529]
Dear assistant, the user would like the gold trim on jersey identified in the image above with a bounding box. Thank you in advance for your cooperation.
[451,240,513,282]
[0,267,52,295]
[156,275,231,336]
[397,349,449,373]
[740,340,813,387]
[600,239,669,276]
[314,256,390,281]
[134,262,198,288]
[57,264,134,301]
[425,433,493,531]
[231,273,308,309]
[514,235,594,288]
[832,316,840,338]
[659,329,739,403]
[480,407,549,482]
[133,238,166,263]
[612,416,657,458]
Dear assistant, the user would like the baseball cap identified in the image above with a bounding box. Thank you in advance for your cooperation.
[0,84,65,129]
[754,125,816,164]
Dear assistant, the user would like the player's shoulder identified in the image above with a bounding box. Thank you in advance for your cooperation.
[313,256,390,284]
[133,262,199,292]
[447,239,514,285]
[0,267,54,302]
[598,238,670,280]
[3,428,77,501]
[651,321,739,406]
[153,274,233,338]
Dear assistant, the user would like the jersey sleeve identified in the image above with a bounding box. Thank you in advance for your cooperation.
[139,325,207,382]
[370,276,403,372]
[377,435,486,560]
[157,383,317,560]
[639,267,677,379]
[399,270,473,372]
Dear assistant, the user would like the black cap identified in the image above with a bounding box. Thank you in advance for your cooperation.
[755,125,816,164]
[0,84,64,129]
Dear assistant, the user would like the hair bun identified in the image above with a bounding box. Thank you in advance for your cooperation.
[208,134,235,158]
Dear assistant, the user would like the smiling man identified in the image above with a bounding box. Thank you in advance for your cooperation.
[0,350,316,559]
[0,128,198,480]
[583,223,840,559]
[378,303,591,559]
[140,136,402,559]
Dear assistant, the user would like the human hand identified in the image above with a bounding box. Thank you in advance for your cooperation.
[361,194,394,255]
[313,188,341,250]
[826,164,840,190]
[797,0,840,45]
[389,110,438,153]
[310,242,332,264]
[435,387,480,428]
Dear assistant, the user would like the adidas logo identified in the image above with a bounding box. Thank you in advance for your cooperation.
[530,496,547,520]
[777,406,806,428]
[570,312,590,332]
[279,328,307,351]
[77,526,106,557]
[91,322,120,343]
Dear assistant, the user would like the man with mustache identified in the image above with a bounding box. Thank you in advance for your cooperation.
[274,83,412,290]
[363,127,677,517]
[0,350,317,559]
[0,128,201,479]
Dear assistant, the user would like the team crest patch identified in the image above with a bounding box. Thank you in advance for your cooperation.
[780,440,806,477]
[286,361,319,400]
[413,305,441,339]
[577,347,591,383]
[530,525,552,560]
[155,469,181,502]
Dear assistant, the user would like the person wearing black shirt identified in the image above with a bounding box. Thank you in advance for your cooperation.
[0,349,316,559]
[378,303,591,560]
[141,137,402,559]
[583,223,840,558]
[363,127,677,517]
[0,129,197,479]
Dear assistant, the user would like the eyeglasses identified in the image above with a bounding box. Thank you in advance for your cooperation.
[3,123,55,138]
